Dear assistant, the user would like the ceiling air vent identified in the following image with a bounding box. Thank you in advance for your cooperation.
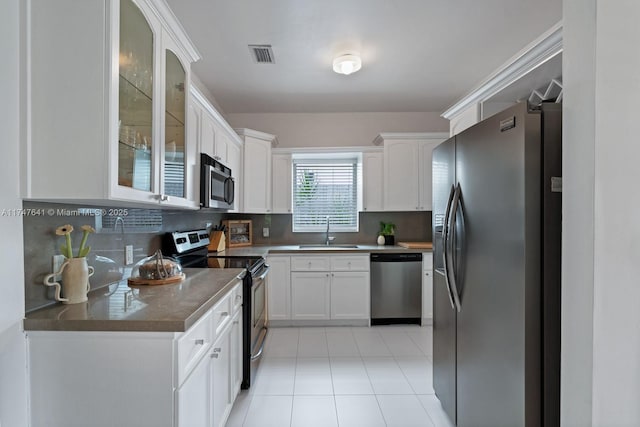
[248,44,275,64]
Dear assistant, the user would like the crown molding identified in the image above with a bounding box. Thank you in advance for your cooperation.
[442,21,562,120]
[372,132,450,145]
[144,0,201,62]
[234,128,279,146]
[190,86,242,145]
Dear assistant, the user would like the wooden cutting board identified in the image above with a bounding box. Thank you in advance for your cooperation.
[397,241,433,249]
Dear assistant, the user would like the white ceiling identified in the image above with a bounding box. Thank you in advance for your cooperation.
[166,0,562,114]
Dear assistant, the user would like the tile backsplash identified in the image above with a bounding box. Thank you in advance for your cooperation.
[220,211,432,246]
[23,201,222,312]
[23,201,431,312]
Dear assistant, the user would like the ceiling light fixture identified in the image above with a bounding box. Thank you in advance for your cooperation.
[333,54,362,75]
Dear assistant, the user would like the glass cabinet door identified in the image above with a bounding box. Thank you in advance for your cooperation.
[164,50,186,198]
[118,0,153,192]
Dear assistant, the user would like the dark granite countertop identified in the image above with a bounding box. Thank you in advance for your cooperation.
[23,268,245,333]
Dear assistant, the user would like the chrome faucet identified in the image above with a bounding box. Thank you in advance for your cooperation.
[325,216,334,245]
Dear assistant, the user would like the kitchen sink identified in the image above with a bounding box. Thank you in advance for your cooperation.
[298,245,360,249]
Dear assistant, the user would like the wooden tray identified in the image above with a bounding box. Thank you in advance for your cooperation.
[127,273,185,286]
[397,241,433,249]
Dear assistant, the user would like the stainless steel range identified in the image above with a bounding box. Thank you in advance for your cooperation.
[163,229,269,389]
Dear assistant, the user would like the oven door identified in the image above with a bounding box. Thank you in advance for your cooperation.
[249,264,269,378]
[251,264,270,352]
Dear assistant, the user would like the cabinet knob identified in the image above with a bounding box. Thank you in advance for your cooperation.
[326,274,330,277]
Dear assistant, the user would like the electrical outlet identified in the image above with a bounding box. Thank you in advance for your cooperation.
[52,255,65,281]
[263,227,269,238]
[125,245,134,265]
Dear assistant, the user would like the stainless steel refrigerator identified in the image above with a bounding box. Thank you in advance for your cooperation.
[432,102,561,427]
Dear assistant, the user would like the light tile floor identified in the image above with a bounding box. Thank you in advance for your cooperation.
[225,325,455,427]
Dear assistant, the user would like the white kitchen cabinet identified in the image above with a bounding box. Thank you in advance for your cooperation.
[229,310,243,398]
[330,271,370,319]
[27,279,243,427]
[236,128,278,213]
[266,256,292,320]
[376,133,448,211]
[418,140,442,211]
[291,272,332,320]
[24,0,200,209]
[289,254,370,322]
[272,153,293,213]
[363,150,384,211]
[422,252,434,325]
[211,326,231,427]
[177,350,211,427]
[190,87,243,211]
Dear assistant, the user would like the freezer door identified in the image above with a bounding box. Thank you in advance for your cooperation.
[431,137,457,424]
[455,103,542,427]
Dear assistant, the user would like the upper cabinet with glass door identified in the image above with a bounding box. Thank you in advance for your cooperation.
[23,0,200,209]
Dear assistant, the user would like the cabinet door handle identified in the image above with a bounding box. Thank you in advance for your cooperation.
[213,347,222,353]
[211,353,219,359]
[220,311,229,317]
[233,320,239,325]
[195,339,205,345]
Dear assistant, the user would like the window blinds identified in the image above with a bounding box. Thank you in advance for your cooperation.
[292,158,358,232]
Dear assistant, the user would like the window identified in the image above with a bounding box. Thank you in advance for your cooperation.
[293,157,359,232]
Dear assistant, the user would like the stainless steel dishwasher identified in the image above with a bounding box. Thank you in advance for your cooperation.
[370,253,423,325]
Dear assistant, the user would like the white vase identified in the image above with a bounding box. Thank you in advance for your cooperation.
[377,235,385,246]
[43,257,95,304]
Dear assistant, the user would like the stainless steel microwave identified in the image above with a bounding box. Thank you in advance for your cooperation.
[200,153,235,209]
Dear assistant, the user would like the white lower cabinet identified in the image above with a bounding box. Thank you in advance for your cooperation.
[291,272,332,320]
[177,351,211,427]
[330,271,370,319]
[422,252,433,325]
[289,255,370,323]
[229,310,243,398]
[27,280,243,427]
[211,326,231,427]
[266,256,292,320]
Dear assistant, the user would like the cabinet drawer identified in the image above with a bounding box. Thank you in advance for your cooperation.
[291,256,331,271]
[213,291,233,337]
[232,283,243,314]
[331,256,370,271]
[177,310,213,386]
[422,253,433,270]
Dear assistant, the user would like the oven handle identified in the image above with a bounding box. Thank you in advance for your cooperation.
[254,264,270,281]
[250,327,268,361]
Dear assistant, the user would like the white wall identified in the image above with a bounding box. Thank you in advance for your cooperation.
[226,112,448,148]
[0,0,29,425]
[563,1,640,426]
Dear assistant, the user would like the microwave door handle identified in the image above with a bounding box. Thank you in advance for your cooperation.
[224,177,234,204]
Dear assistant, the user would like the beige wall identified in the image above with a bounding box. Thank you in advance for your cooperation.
[226,112,449,148]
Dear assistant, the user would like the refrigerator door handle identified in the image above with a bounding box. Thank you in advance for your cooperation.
[442,184,456,310]
[447,183,463,312]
